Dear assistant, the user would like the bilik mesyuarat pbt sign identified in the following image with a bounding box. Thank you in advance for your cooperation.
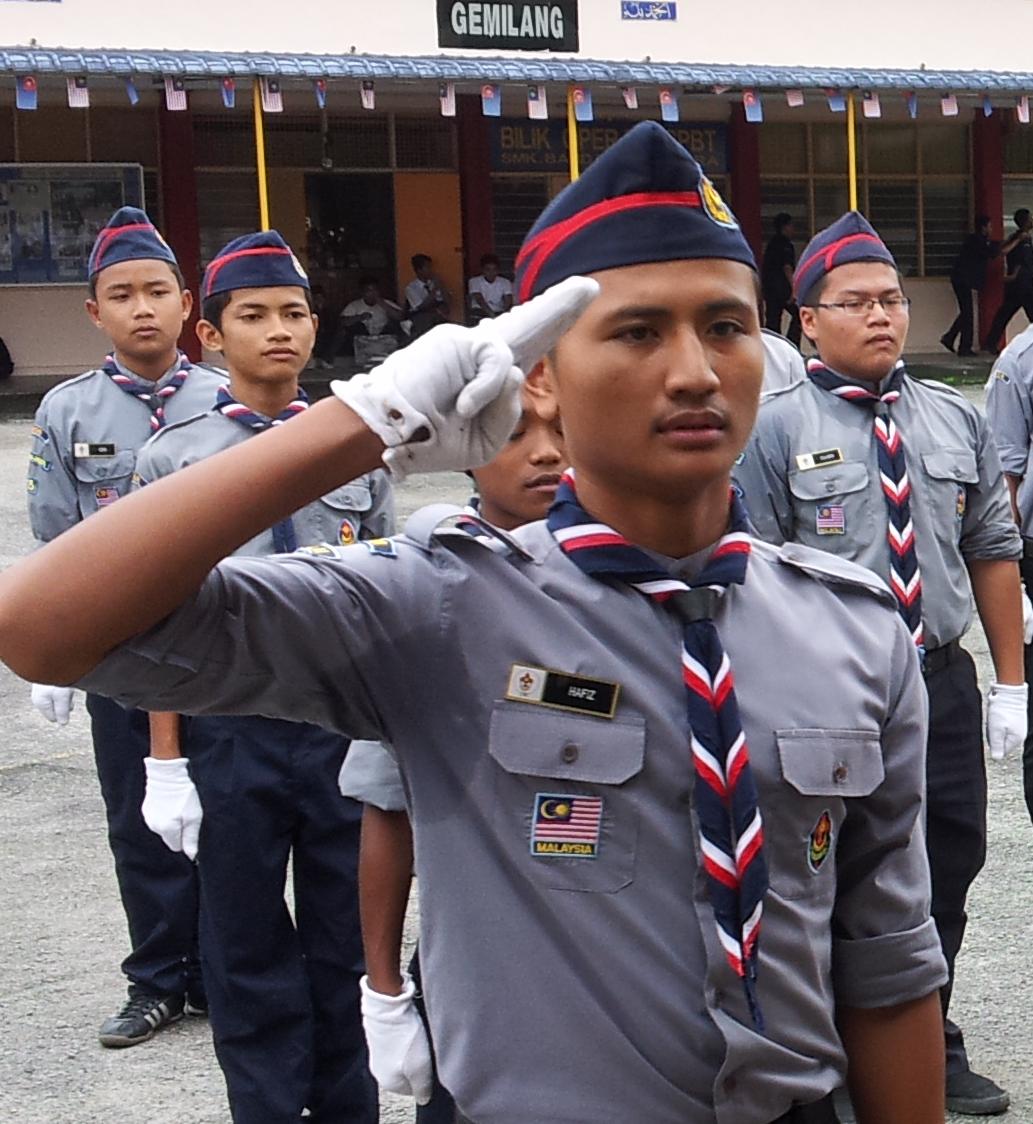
[438,1,579,52]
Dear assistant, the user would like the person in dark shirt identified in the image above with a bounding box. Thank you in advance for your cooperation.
[761,213,801,346]
[942,215,1024,356]
[982,209,1033,355]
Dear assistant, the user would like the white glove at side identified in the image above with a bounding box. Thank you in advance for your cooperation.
[986,682,1029,761]
[30,683,75,725]
[1022,589,1033,645]
[142,757,202,861]
[360,971,434,1104]
[335,275,599,480]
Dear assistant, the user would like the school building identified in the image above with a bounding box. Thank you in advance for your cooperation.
[4,0,1033,374]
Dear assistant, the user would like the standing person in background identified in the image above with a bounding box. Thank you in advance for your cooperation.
[137,230,389,1124]
[467,253,514,323]
[26,207,225,1047]
[942,215,1023,357]
[406,254,451,338]
[761,213,801,347]
[983,208,1033,355]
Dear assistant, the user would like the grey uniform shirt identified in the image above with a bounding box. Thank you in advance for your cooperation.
[760,329,805,393]
[984,323,1033,535]
[27,358,227,543]
[735,371,1020,649]
[79,509,946,1124]
[134,408,395,553]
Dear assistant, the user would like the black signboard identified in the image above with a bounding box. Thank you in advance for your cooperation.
[438,1,579,52]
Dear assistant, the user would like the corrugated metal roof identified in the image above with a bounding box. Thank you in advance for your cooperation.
[0,46,1030,92]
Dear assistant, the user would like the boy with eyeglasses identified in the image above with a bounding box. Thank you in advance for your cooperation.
[734,211,1025,1117]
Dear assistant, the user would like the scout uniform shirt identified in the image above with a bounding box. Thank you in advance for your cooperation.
[734,372,1021,649]
[28,357,227,543]
[985,322,1033,538]
[133,407,394,553]
[79,506,947,1124]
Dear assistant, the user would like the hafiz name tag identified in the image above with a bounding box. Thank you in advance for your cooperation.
[506,663,619,718]
[795,447,843,471]
[73,442,116,459]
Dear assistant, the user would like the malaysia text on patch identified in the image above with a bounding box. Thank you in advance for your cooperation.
[531,793,603,859]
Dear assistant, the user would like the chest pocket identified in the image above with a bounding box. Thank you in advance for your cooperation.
[788,460,873,547]
[768,729,884,902]
[72,450,136,510]
[920,450,978,534]
[489,701,645,894]
[314,482,374,546]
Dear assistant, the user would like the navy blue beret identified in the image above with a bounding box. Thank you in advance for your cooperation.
[793,211,896,302]
[88,207,178,278]
[203,230,310,299]
[514,121,755,303]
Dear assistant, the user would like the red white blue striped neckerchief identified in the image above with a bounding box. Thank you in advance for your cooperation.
[214,385,310,553]
[806,358,923,649]
[546,470,768,1030]
[104,352,192,432]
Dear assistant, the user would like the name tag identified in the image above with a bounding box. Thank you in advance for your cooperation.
[74,442,116,459]
[795,447,844,471]
[506,663,619,719]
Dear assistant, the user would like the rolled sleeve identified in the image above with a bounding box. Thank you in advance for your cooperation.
[338,739,407,811]
[959,412,1023,561]
[832,918,948,1009]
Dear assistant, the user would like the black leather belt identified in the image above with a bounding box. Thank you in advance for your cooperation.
[771,1093,838,1123]
[922,638,961,677]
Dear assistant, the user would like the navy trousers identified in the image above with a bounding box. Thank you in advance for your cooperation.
[86,693,202,997]
[187,714,377,1124]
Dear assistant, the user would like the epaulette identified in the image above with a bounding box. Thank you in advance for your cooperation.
[38,367,107,404]
[403,503,533,560]
[907,374,964,400]
[762,539,896,607]
[759,378,807,405]
[143,409,213,445]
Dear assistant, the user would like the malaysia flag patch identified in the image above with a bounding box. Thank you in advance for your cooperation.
[531,793,602,859]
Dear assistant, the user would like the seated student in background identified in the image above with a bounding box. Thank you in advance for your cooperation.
[405,253,451,338]
[467,254,514,323]
[340,382,565,1121]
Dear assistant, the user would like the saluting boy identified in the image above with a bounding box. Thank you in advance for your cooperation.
[135,230,389,1124]
[27,207,225,1047]
[1,124,948,1124]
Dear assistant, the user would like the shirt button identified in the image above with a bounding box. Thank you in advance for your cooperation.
[561,743,579,764]
[825,481,835,493]
[833,763,849,783]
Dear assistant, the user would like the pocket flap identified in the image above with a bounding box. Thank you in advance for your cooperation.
[489,701,645,784]
[72,449,136,483]
[921,449,978,484]
[788,460,869,502]
[320,483,374,512]
[776,729,884,797]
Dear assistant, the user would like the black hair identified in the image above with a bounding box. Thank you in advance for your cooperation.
[201,286,314,331]
[358,275,380,289]
[480,253,500,269]
[1015,208,1031,228]
[976,214,992,228]
[773,212,793,233]
[411,253,432,272]
[88,260,185,302]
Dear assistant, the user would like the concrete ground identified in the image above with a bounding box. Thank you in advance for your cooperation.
[0,390,1029,1122]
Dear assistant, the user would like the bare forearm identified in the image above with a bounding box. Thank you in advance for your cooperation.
[148,711,183,760]
[0,397,384,685]
[359,807,414,995]
[839,993,944,1124]
[969,557,1025,683]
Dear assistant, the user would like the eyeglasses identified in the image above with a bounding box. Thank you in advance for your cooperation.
[811,297,911,316]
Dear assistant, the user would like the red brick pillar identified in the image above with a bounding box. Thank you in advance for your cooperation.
[158,108,202,361]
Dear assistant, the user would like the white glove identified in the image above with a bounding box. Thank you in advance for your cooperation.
[335,275,599,480]
[360,971,434,1104]
[986,682,1029,761]
[1022,589,1033,645]
[30,683,75,725]
[142,757,202,861]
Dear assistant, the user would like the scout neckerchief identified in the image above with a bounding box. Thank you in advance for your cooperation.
[215,385,310,554]
[806,357,923,649]
[547,470,767,1029]
[104,352,192,432]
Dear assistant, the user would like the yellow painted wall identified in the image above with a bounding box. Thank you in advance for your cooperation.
[267,169,308,265]
[393,172,463,323]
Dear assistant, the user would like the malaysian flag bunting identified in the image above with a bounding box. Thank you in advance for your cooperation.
[572,84,593,122]
[67,76,89,109]
[221,77,236,110]
[621,85,638,110]
[862,91,881,118]
[941,93,958,117]
[439,80,456,117]
[548,471,768,1030]
[786,89,804,108]
[261,78,283,113]
[825,89,846,112]
[314,78,327,110]
[743,89,762,123]
[15,75,37,111]
[481,83,501,117]
[361,80,376,111]
[906,91,918,119]
[125,77,140,106]
[1019,96,1030,125]
[659,87,679,122]
[164,77,187,112]
[527,84,548,120]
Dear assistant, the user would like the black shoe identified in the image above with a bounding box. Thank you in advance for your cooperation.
[98,989,185,1048]
[940,334,955,353]
[945,1069,1010,1115]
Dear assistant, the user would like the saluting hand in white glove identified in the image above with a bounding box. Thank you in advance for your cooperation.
[141,757,202,861]
[360,971,434,1104]
[30,683,75,725]
[335,275,599,480]
[986,682,1029,761]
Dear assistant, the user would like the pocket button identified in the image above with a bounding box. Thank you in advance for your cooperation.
[561,743,580,765]
[832,762,849,784]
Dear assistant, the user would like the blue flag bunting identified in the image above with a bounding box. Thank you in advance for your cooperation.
[15,75,37,111]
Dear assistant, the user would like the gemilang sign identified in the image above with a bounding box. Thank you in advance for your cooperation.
[437,1,579,52]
